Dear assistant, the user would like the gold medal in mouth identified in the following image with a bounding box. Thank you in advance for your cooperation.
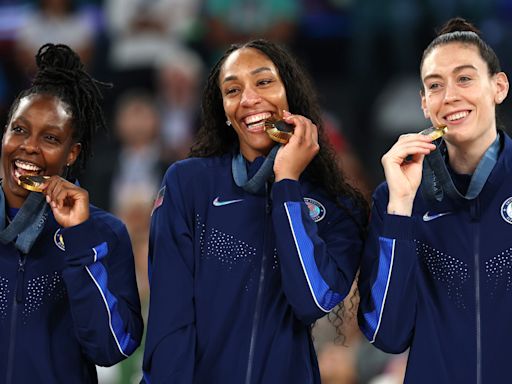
[420,125,448,140]
[264,119,294,144]
[18,175,50,193]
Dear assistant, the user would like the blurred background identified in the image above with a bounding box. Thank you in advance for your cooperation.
[1,0,511,382]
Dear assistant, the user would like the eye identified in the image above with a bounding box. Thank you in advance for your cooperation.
[459,75,471,83]
[427,82,441,90]
[257,78,273,87]
[224,87,240,96]
[10,125,26,134]
[44,134,60,144]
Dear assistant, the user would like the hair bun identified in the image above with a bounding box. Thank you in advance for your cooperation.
[437,17,480,36]
[35,43,84,73]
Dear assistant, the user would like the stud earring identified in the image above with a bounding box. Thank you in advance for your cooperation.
[226,120,232,126]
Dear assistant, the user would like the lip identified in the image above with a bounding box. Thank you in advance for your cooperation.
[240,111,276,133]
[443,109,471,125]
[11,159,44,185]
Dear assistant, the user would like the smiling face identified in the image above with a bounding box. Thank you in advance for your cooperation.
[1,93,81,208]
[219,47,289,161]
[421,42,509,153]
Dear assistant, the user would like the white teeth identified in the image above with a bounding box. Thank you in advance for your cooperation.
[447,111,469,121]
[244,112,272,125]
[15,160,41,171]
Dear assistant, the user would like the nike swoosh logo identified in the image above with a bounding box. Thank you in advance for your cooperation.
[213,197,244,207]
[422,211,452,222]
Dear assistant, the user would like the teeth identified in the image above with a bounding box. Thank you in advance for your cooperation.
[447,111,469,121]
[15,160,41,171]
[244,112,272,126]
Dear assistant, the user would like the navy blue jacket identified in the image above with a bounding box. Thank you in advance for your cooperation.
[142,153,365,383]
[0,204,143,383]
[358,132,512,383]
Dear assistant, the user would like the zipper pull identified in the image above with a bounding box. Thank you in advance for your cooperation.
[16,256,26,303]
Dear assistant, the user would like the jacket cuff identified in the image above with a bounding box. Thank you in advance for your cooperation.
[271,179,303,205]
[382,213,414,240]
[60,219,107,266]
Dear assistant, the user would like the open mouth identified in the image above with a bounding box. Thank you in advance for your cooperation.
[13,159,43,184]
[244,112,273,132]
[445,110,470,123]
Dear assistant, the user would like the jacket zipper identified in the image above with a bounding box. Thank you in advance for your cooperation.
[471,199,481,384]
[6,253,27,384]
[245,184,271,384]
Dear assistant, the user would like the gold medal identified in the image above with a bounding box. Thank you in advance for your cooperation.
[18,175,50,193]
[264,118,294,144]
[420,125,448,140]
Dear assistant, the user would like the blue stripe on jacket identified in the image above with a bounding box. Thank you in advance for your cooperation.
[284,201,342,312]
[362,237,395,342]
[85,243,139,357]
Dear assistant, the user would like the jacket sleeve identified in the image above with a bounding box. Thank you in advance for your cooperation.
[357,183,417,353]
[59,209,143,367]
[271,179,365,324]
[142,164,196,384]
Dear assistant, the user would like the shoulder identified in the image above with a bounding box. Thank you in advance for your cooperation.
[163,155,232,184]
[88,204,128,237]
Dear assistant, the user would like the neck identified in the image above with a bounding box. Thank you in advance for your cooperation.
[446,130,498,174]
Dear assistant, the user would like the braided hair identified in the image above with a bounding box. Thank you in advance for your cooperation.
[4,43,110,180]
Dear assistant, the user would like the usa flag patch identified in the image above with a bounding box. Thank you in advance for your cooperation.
[151,186,166,216]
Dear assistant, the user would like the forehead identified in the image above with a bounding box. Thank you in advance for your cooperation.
[219,47,279,81]
[13,93,72,122]
[421,42,487,77]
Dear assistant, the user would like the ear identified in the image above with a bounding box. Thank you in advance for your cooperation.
[66,142,82,167]
[494,72,509,105]
[420,90,430,119]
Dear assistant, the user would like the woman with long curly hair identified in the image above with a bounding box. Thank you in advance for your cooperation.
[143,39,367,383]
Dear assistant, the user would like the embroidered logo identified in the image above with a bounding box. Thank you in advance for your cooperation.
[213,197,244,207]
[304,197,326,222]
[422,211,452,222]
[500,197,512,224]
[54,228,65,251]
[151,186,166,216]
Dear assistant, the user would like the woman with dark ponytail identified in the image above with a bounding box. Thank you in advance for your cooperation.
[0,43,143,383]
[358,17,511,383]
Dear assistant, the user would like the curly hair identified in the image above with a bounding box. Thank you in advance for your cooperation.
[4,43,110,180]
[190,39,369,339]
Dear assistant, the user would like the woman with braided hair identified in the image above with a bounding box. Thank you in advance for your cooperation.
[0,43,143,383]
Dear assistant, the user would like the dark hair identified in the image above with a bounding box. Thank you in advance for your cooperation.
[190,39,368,216]
[420,17,501,76]
[190,39,369,339]
[4,43,110,180]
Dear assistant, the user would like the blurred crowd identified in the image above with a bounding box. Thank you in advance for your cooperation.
[1,0,511,383]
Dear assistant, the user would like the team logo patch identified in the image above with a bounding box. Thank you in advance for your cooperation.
[501,197,512,224]
[54,228,65,251]
[151,186,166,216]
[304,197,326,222]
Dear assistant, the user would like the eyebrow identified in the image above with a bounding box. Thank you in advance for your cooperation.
[12,115,63,131]
[222,66,273,83]
[423,64,478,83]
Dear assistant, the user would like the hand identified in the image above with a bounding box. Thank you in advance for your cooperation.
[381,133,437,216]
[273,110,320,181]
[40,176,90,228]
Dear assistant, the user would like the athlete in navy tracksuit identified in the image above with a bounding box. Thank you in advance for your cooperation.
[358,18,512,383]
[0,43,143,383]
[142,40,367,383]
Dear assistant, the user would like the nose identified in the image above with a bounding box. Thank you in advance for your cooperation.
[20,135,40,154]
[443,81,460,103]
[240,86,262,107]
